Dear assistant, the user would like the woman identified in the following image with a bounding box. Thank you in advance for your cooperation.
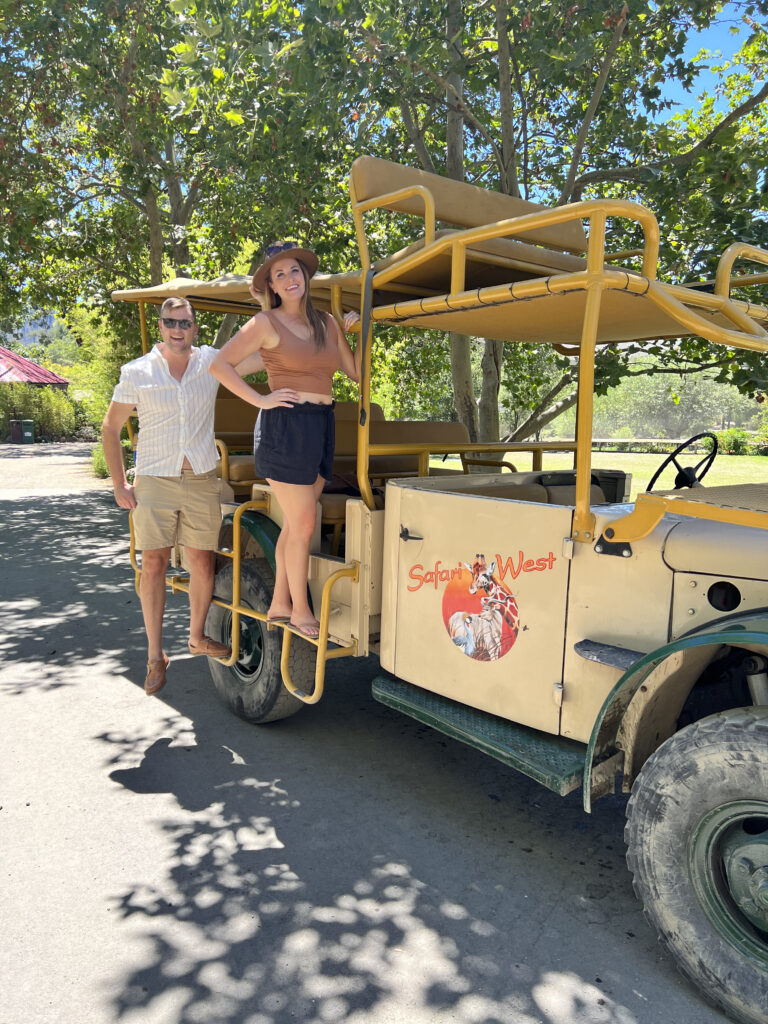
[210,241,360,638]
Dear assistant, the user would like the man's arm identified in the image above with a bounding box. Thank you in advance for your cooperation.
[234,350,265,376]
[101,401,138,509]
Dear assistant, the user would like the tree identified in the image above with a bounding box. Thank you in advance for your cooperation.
[0,0,355,324]
[4,0,768,435]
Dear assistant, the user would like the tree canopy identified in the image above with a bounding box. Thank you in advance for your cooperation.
[2,0,768,434]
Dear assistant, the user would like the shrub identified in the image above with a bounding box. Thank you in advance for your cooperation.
[716,428,750,455]
[0,383,81,440]
[91,439,132,478]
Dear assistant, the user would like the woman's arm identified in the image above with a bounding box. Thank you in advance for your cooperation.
[334,311,361,384]
[210,315,298,408]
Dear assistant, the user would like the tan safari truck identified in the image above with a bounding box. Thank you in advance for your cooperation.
[112,155,768,1024]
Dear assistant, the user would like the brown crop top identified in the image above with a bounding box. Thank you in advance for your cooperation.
[259,310,341,397]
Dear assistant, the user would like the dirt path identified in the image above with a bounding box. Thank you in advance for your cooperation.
[0,441,112,496]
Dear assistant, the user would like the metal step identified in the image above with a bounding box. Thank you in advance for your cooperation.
[371,675,587,796]
[574,639,644,672]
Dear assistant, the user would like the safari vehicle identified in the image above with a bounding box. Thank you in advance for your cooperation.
[113,155,768,1024]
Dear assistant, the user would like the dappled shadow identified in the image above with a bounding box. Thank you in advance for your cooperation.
[0,466,719,1023]
[0,489,170,694]
[101,669,716,1024]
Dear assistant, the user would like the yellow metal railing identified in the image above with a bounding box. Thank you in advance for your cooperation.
[715,243,768,297]
[348,186,768,537]
[603,491,768,544]
[277,562,360,703]
[129,499,359,704]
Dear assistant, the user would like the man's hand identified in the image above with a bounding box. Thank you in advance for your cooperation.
[113,482,137,509]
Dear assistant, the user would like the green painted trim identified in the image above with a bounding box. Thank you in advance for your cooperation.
[372,675,587,796]
[222,510,280,576]
[583,608,768,812]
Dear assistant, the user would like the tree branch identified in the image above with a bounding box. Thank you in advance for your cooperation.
[571,78,768,199]
[624,358,730,377]
[505,385,578,441]
[399,101,436,174]
[558,3,629,205]
[403,55,506,183]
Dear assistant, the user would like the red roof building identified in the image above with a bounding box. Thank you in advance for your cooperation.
[0,347,69,389]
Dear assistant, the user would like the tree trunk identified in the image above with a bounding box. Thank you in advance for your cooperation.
[164,138,192,275]
[144,185,164,286]
[213,312,241,349]
[450,334,478,441]
[495,0,520,198]
[478,338,504,453]
[445,0,478,441]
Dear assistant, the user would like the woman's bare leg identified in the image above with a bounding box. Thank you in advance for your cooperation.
[267,476,324,631]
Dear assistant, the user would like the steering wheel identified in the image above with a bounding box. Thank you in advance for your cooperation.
[646,432,718,492]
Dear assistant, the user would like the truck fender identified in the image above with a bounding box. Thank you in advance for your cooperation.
[219,509,280,575]
[583,610,768,812]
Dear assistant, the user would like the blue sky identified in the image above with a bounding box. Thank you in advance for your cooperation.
[658,4,749,116]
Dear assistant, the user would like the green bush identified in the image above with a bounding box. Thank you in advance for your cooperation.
[716,428,750,455]
[0,383,81,440]
[91,440,132,478]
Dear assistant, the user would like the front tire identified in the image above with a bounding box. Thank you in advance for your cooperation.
[205,560,312,723]
[626,708,768,1024]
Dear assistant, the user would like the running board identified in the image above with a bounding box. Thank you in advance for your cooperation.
[371,675,586,796]
[574,639,644,672]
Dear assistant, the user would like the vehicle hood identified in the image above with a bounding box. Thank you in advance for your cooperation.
[662,518,768,580]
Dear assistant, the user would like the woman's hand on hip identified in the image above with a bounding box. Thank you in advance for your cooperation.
[262,388,299,409]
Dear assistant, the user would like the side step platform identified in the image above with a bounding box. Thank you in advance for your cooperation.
[372,674,587,796]
[574,639,644,672]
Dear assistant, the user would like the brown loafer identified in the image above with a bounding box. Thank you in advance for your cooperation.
[145,653,170,696]
[188,635,232,659]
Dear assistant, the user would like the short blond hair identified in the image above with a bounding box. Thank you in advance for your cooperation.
[159,297,196,322]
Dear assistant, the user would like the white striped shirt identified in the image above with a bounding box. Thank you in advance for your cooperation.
[111,344,221,476]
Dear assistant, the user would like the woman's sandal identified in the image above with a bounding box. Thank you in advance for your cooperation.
[288,620,321,639]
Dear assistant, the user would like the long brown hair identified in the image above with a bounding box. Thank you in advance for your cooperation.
[265,260,327,350]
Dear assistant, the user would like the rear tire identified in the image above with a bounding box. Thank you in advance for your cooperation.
[205,560,312,723]
[625,708,768,1024]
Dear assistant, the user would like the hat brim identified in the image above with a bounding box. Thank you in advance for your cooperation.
[251,248,319,294]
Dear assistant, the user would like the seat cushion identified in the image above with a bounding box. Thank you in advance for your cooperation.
[216,454,259,482]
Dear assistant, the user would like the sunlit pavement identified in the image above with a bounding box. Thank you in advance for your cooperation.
[0,444,728,1024]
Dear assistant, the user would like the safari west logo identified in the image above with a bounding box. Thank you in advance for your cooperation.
[408,551,556,662]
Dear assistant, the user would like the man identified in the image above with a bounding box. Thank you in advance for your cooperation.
[102,297,262,695]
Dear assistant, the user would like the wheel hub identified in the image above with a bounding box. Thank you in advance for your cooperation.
[691,800,768,963]
[722,830,768,933]
[225,611,264,675]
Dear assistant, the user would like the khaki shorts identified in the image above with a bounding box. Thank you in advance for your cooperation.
[132,470,222,551]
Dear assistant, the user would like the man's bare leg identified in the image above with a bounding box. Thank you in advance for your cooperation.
[140,547,172,661]
[185,546,215,646]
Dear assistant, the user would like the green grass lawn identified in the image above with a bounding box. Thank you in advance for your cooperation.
[431,451,768,502]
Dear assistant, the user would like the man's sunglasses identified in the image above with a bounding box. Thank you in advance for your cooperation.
[161,317,194,329]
